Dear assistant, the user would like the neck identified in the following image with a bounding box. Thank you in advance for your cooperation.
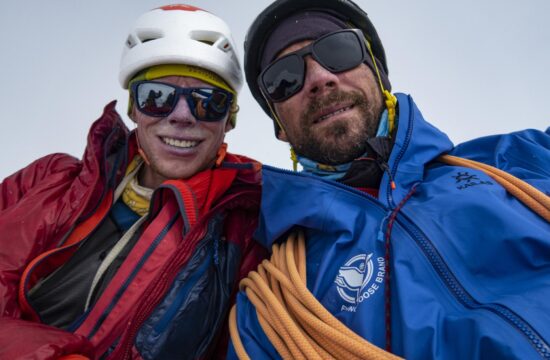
[138,164,167,189]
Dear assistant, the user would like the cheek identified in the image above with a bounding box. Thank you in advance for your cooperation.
[274,101,298,127]
[204,123,227,147]
[137,123,153,147]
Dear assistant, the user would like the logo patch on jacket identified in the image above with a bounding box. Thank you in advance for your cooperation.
[334,253,385,312]
[453,171,493,190]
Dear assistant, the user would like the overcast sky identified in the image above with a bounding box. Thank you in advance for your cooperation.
[1,1,549,179]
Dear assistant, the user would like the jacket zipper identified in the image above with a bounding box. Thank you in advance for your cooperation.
[386,96,415,209]
[151,219,218,336]
[86,213,178,341]
[263,166,550,358]
[397,211,550,358]
[115,220,209,359]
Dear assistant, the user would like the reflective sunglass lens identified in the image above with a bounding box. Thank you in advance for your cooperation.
[315,31,364,72]
[262,54,304,101]
[136,82,176,116]
[191,89,230,121]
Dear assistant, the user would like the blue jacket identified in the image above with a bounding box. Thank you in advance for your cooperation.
[230,93,550,359]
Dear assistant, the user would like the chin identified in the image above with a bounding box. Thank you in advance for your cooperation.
[153,163,197,181]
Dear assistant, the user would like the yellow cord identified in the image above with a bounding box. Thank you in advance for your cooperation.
[365,39,397,134]
[384,90,397,134]
[290,147,299,171]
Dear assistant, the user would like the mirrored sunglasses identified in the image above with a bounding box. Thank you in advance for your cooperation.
[131,81,233,121]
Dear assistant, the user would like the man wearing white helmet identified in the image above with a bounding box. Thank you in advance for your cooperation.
[0,5,266,359]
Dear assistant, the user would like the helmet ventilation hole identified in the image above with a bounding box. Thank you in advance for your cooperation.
[190,30,232,52]
[198,40,215,46]
[136,29,163,44]
[126,35,137,49]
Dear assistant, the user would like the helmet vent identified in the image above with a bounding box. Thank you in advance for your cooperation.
[136,29,163,44]
[126,35,137,49]
[190,30,232,53]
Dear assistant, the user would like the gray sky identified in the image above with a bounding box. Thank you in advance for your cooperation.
[1,1,549,179]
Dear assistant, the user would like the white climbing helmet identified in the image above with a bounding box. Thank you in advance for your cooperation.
[119,4,242,92]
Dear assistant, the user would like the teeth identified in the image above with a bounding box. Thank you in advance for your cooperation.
[318,106,352,122]
[162,137,198,148]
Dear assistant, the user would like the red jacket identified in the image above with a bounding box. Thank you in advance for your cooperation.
[0,102,266,359]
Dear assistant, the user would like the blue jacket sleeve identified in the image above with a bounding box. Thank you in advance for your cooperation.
[451,128,550,193]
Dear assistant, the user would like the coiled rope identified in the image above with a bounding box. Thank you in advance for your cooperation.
[439,155,550,222]
[229,230,402,360]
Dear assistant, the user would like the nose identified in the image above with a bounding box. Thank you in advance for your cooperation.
[167,95,197,126]
[303,56,340,97]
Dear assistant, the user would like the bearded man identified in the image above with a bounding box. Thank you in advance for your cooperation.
[228,0,550,359]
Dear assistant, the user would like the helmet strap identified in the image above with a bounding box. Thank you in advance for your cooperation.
[290,147,298,171]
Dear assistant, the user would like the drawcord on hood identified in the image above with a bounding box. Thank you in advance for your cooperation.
[364,37,397,134]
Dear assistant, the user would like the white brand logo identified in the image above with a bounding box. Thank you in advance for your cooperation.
[334,253,385,312]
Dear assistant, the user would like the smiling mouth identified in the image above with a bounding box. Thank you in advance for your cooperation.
[315,104,354,124]
[162,137,200,149]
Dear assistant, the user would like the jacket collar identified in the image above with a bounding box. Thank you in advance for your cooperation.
[379,93,453,207]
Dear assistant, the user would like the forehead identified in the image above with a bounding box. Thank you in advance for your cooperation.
[277,39,314,59]
[151,75,214,88]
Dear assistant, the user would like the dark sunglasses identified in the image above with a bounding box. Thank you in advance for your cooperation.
[130,81,233,121]
[258,29,368,102]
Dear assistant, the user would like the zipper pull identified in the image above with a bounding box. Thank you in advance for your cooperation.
[378,160,396,191]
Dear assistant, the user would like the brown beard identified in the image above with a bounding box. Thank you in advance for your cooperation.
[288,90,383,165]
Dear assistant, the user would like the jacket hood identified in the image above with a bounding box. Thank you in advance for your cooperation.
[74,101,130,219]
[379,93,453,207]
[255,93,454,249]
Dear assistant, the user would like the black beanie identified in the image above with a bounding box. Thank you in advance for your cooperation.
[260,10,391,91]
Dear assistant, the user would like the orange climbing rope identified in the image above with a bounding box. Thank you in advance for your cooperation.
[229,230,402,360]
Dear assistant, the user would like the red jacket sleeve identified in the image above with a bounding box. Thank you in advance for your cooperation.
[0,154,81,316]
[0,153,81,211]
[0,317,95,360]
